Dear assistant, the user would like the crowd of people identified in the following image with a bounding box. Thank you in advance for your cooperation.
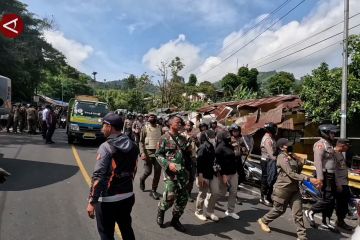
[87,111,355,240]
[3,103,66,144]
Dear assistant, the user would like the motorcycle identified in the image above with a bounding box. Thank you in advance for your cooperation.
[59,116,67,129]
[243,159,262,184]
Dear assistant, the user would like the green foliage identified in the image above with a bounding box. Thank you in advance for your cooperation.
[187,74,197,86]
[300,62,360,124]
[232,85,257,101]
[237,66,259,91]
[221,73,240,96]
[264,71,296,96]
[169,56,185,83]
[349,35,360,78]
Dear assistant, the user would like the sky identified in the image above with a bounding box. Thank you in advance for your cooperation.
[21,0,360,83]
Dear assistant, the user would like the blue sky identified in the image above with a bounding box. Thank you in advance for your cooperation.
[21,0,359,82]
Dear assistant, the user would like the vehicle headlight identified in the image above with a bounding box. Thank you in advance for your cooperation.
[98,118,102,123]
[70,123,79,131]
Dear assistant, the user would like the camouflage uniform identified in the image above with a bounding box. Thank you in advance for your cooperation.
[155,132,189,217]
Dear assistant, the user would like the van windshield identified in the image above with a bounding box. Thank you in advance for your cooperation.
[74,101,109,117]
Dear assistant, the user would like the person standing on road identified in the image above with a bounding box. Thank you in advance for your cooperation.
[87,112,139,240]
[155,115,190,232]
[305,124,339,231]
[260,122,278,207]
[194,129,220,222]
[132,114,144,145]
[334,138,353,231]
[45,106,56,144]
[42,105,50,139]
[258,138,320,240]
[6,105,14,133]
[215,130,240,220]
[139,112,162,200]
[181,120,198,202]
[26,104,37,134]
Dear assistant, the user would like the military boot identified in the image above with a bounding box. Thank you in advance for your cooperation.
[171,215,186,232]
[156,208,165,228]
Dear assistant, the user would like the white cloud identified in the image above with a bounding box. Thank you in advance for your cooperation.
[43,30,94,69]
[142,34,201,77]
[200,56,222,73]
[196,0,360,82]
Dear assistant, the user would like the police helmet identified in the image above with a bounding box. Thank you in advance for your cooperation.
[318,124,339,138]
[199,123,209,130]
[228,123,241,133]
[264,122,278,135]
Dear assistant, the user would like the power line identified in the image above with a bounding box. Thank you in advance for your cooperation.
[249,12,360,66]
[198,0,307,78]
[181,0,295,77]
[253,23,360,69]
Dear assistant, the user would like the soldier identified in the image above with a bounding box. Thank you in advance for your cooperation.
[26,104,38,134]
[18,104,27,133]
[123,114,134,140]
[334,138,353,231]
[258,138,319,240]
[139,112,162,200]
[305,124,339,231]
[155,115,189,232]
[260,122,278,207]
[181,120,198,202]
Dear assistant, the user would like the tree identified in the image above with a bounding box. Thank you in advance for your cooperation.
[198,81,216,100]
[349,34,360,78]
[237,66,259,91]
[232,85,257,101]
[265,71,296,96]
[300,62,360,124]
[221,73,241,94]
[187,74,197,86]
[169,56,185,83]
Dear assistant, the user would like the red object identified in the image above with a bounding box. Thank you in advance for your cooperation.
[0,14,24,38]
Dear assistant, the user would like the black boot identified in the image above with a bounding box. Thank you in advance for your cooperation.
[157,208,165,228]
[171,215,186,232]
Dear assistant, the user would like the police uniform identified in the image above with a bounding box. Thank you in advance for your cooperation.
[261,151,308,240]
[139,122,162,195]
[155,131,189,230]
[26,106,37,134]
[310,138,336,220]
[18,105,26,132]
[260,132,277,202]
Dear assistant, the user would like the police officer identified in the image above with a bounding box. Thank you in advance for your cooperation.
[334,138,353,231]
[229,123,248,204]
[305,124,339,231]
[139,112,162,200]
[258,138,319,240]
[87,113,139,240]
[260,122,278,207]
[155,115,189,232]
[26,104,37,134]
[181,120,198,202]
[18,104,27,133]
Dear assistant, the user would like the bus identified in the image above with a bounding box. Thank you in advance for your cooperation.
[0,75,11,118]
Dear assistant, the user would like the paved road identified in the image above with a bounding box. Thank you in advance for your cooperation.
[0,129,356,240]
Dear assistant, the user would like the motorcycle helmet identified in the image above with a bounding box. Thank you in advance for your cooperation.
[318,124,339,139]
[264,122,278,135]
[228,123,241,133]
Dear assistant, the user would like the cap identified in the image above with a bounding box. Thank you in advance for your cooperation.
[276,138,293,149]
[103,112,123,129]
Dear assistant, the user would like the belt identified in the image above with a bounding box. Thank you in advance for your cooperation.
[323,169,335,174]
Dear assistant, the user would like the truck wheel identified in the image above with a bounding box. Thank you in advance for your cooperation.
[68,135,74,144]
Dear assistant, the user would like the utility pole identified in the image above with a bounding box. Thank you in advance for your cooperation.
[92,71,97,95]
[340,0,349,138]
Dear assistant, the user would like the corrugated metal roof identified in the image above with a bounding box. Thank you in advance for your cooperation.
[198,95,301,113]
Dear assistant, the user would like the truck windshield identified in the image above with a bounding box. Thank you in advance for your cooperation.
[74,101,109,117]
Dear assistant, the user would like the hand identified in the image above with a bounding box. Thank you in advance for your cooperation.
[169,163,177,173]
[140,153,148,161]
[309,178,320,186]
[87,203,95,219]
[336,185,343,193]
[316,180,323,190]
[197,175,207,188]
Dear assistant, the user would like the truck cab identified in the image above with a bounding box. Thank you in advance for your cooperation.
[66,95,109,144]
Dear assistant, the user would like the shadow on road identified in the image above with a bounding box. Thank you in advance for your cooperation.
[0,156,79,191]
